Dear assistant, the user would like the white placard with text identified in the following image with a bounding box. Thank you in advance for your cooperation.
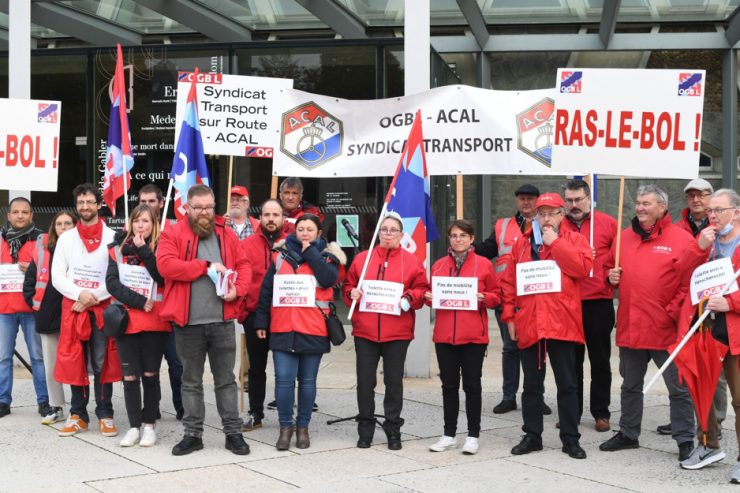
[0,264,24,292]
[690,257,738,305]
[359,280,404,315]
[431,276,477,311]
[273,274,316,307]
[516,260,562,296]
[118,264,154,299]
[69,257,107,291]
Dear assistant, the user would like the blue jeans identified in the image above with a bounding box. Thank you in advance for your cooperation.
[495,309,520,401]
[0,312,48,405]
[273,350,322,428]
[163,331,183,412]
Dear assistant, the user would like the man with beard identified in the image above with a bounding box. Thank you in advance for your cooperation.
[52,184,119,437]
[279,177,324,224]
[157,184,252,456]
[0,197,48,418]
[225,186,259,240]
[560,179,617,432]
[239,199,290,430]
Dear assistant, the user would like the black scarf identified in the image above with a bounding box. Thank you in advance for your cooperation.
[1,222,39,262]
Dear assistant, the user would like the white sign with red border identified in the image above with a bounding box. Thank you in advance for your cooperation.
[431,276,477,311]
[119,264,154,299]
[551,68,705,179]
[359,280,404,316]
[516,260,562,296]
[690,257,738,305]
[0,264,24,292]
[272,274,316,308]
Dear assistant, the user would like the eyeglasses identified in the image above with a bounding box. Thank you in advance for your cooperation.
[687,192,711,200]
[564,196,587,205]
[707,207,736,216]
[448,234,471,240]
[189,205,215,214]
[380,228,401,235]
[76,200,97,206]
[537,210,562,219]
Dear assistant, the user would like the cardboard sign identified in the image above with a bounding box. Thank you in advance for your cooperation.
[359,280,404,315]
[551,69,705,179]
[0,98,61,191]
[431,276,477,311]
[0,264,24,292]
[118,264,153,299]
[516,260,562,296]
[174,72,293,158]
[69,258,107,291]
[690,257,738,305]
[272,274,316,307]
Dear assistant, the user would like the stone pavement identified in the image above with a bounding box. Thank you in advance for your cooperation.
[2,330,739,493]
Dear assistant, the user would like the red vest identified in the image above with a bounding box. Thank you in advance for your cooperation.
[269,250,332,337]
[30,234,49,311]
[0,234,34,314]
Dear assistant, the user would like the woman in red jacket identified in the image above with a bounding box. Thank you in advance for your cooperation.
[425,220,500,455]
[343,213,429,450]
[105,205,169,448]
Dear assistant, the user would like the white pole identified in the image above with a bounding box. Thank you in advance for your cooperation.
[347,202,388,321]
[161,178,174,231]
[123,158,130,224]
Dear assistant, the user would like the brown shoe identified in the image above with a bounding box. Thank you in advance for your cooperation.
[276,426,294,451]
[595,418,611,432]
[296,427,310,449]
[555,421,560,429]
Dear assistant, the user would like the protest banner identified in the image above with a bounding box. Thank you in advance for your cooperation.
[0,98,61,192]
[551,69,705,179]
[174,72,293,158]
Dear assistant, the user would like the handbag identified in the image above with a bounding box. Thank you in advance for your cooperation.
[103,302,129,338]
[317,302,345,346]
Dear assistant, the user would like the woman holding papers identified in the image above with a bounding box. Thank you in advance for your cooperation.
[105,204,169,448]
[254,214,345,451]
[343,212,429,451]
[424,219,500,455]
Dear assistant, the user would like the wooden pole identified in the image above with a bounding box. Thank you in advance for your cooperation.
[270,176,279,198]
[456,174,463,219]
[226,155,234,214]
[614,176,625,269]
[239,332,246,413]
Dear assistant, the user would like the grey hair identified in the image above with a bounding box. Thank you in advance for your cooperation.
[279,176,304,193]
[382,211,404,231]
[712,188,740,209]
[636,184,669,207]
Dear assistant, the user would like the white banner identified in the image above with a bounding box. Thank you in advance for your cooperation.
[359,279,404,315]
[551,68,705,179]
[690,257,739,305]
[516,260,562,296]
[272,274,316,307]
[431,276,477,311]
[272,86,573,177]
[70,258,107,291]
[118,264,153,299]
[0,98,61,191]
[175,72,293,158]
[0,264,24,293]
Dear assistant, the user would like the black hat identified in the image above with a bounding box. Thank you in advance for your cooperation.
[103,303,129,338]
[514,184,540,197]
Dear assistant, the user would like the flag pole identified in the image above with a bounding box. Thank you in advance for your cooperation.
[347,202,388,321]
[589,173,595,278]
[614,176,625,269]
[161,177,174,230]
[456,174,463,219]
[644,267,740,393]
[226,155,234,213]
[270,175,279,198]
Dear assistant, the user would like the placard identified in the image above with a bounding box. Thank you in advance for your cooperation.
[69,258,107,291]
[272,274,316,307]
[118,264,154,298]
[0,264,24,292]
[516,260,562,296]
[690,257,738,305]
[431,276,477,311]
[359,279,404,315]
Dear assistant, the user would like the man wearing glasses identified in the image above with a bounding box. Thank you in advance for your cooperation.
[560,179,617,433]
[676,178,713,238]
[600,185,695,463]
[225,186,259,240]
[157,184,252,457]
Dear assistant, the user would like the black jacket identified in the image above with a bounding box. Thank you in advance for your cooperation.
[105,238,164,310]
[23,246,62,334]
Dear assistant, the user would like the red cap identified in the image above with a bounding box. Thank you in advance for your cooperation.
[231,185,249,198]
[535,193,565,209]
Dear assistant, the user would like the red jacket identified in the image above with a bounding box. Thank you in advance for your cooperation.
[674,208,707,238]
[285,201,324,224]
[0,235,34,314]
[342,246,429,342]
[239,224,290,318]
[608,214,695,351]
[156,216,251,327]
[501,229,593,349]
[428,250,500,345]
[560,211,617,300]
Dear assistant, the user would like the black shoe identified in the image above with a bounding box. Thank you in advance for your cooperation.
[38,401,52,417]
[562,442,587,459]
[176,407,184,421]
[313,402,319,412]
[0,403,9,418]
[543,403,552,415]
[383,423,402,450]
[511,435,543,455]
[599,431,639,452]
[493,399,517,414]
[225,433,251,455]
[267,400,277,410]
[678,441,694,461]
[357,437,372,448]
[172,435,204,456]
[656,423,671,435]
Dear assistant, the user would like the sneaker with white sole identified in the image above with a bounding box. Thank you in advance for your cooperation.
[41,407,63,425]
[680,445,725,470]
[462,436,479,455]
[120,428,140,447]
[58,415,88,437]
[139,425,157,447]
[731,462,740,483]
[429,435,457,452]
[99,418,118,437]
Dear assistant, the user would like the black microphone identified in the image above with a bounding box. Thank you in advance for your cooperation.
[341,218,360,241]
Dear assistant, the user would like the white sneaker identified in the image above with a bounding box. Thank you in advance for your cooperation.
[139,425,157,447]
[679,445,725,470]
[429,435,457,452]
[120,428,140,447]
[462,436,479,455]
[731,462,740,483]
[41,407,63,425]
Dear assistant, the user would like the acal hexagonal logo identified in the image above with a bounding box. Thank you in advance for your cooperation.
[516,98,555,167]
[280,102,343,170]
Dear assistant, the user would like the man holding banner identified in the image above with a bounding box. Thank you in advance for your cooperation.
[501,193,592,459]
[599,185,695,461]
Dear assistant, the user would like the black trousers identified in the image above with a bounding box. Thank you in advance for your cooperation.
[575,299,614,420]
[435,343,487,437]
[244,313,270,419]
[355,336,410,438]
[520,339,581,445]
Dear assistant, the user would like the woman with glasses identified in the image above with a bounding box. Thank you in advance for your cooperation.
[425,220,500,455]
[254,214,345,451]
[343,212,429,450]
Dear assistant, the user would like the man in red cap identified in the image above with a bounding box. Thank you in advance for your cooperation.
[226,186,259,241]
[500,192,593,459]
